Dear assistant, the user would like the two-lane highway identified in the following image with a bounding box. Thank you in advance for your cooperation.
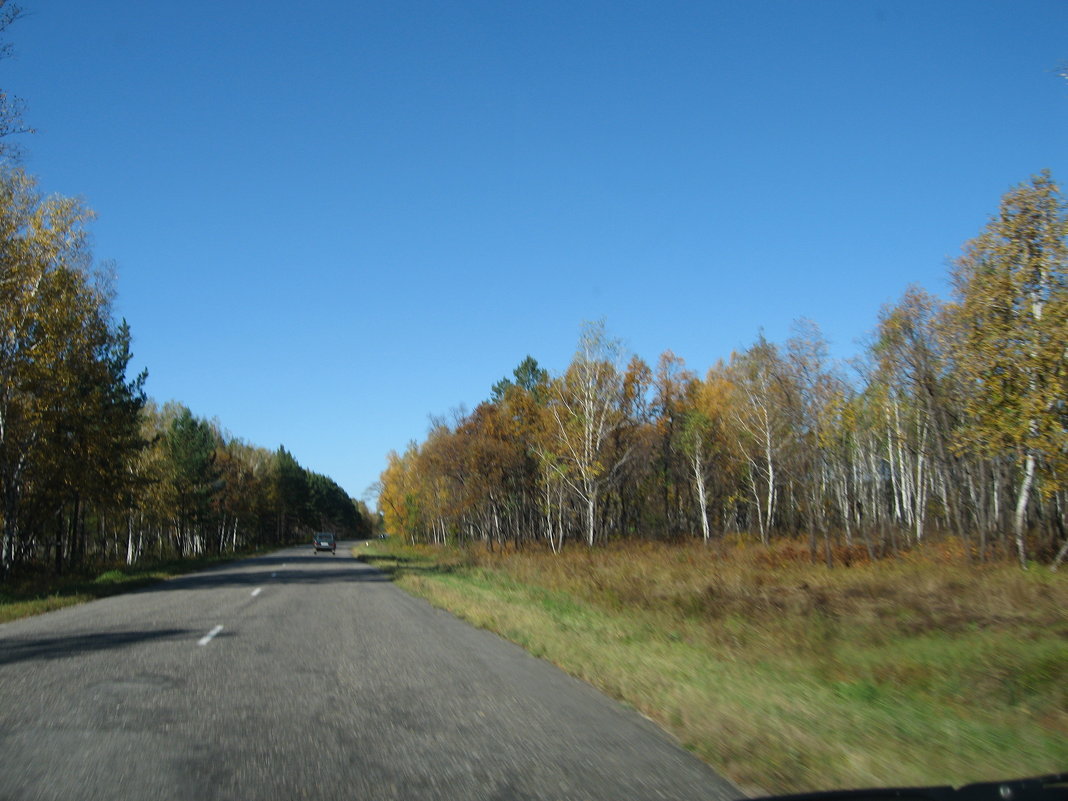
[0,543,741,800]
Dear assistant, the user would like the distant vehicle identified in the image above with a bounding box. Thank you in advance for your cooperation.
[312,532,336,554]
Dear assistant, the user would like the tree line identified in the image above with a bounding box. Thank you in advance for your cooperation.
[0,166,372,576]
[380,172,1068,567]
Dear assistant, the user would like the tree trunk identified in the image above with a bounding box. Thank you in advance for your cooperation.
[1013,452,1035,569]
[692,444,710,544]
[586,490,596,547]
[763,419,775,543]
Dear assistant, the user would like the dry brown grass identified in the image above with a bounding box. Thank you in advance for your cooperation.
[467,537,1066,638]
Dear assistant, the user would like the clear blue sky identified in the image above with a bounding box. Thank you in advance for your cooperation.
[7,1,1067,502]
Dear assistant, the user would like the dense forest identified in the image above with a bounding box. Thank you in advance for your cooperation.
[0,166,373,576]
[380,172,1068,568]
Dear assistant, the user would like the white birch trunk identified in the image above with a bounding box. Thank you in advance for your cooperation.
[692,441,710,543]
[1013,452,1035,569]
[126,515,135,565]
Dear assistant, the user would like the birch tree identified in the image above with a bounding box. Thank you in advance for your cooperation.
[546,320,630,546]
[947,171,1068,567]
[727,335,793,544]
[0,168,110,570]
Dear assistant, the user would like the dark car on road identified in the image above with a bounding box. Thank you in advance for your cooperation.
[312,532,336,554]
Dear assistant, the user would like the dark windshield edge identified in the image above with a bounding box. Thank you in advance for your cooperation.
[751,775,1068,801]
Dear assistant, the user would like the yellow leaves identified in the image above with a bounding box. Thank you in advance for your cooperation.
[948,172,1068,470]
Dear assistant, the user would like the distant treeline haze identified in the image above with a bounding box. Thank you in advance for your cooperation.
[380,172,1068,567]
[0,167,373,576]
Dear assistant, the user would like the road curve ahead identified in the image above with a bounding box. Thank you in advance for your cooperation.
[0,543,741,801]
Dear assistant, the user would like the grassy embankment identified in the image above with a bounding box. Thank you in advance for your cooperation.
[0,549,267,623]
[356,537,1068,795]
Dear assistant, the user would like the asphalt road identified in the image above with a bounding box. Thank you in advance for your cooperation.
[0,542,742,801]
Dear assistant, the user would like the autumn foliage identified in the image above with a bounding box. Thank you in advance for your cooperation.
[381,173,1068,567]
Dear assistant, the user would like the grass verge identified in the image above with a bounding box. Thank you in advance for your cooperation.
[0,549,268,624]
[356,537,1068,795]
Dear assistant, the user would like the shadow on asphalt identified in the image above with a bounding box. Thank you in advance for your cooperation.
[133,544,392,594]
[0,628,193,666]
[160,567,390,591]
